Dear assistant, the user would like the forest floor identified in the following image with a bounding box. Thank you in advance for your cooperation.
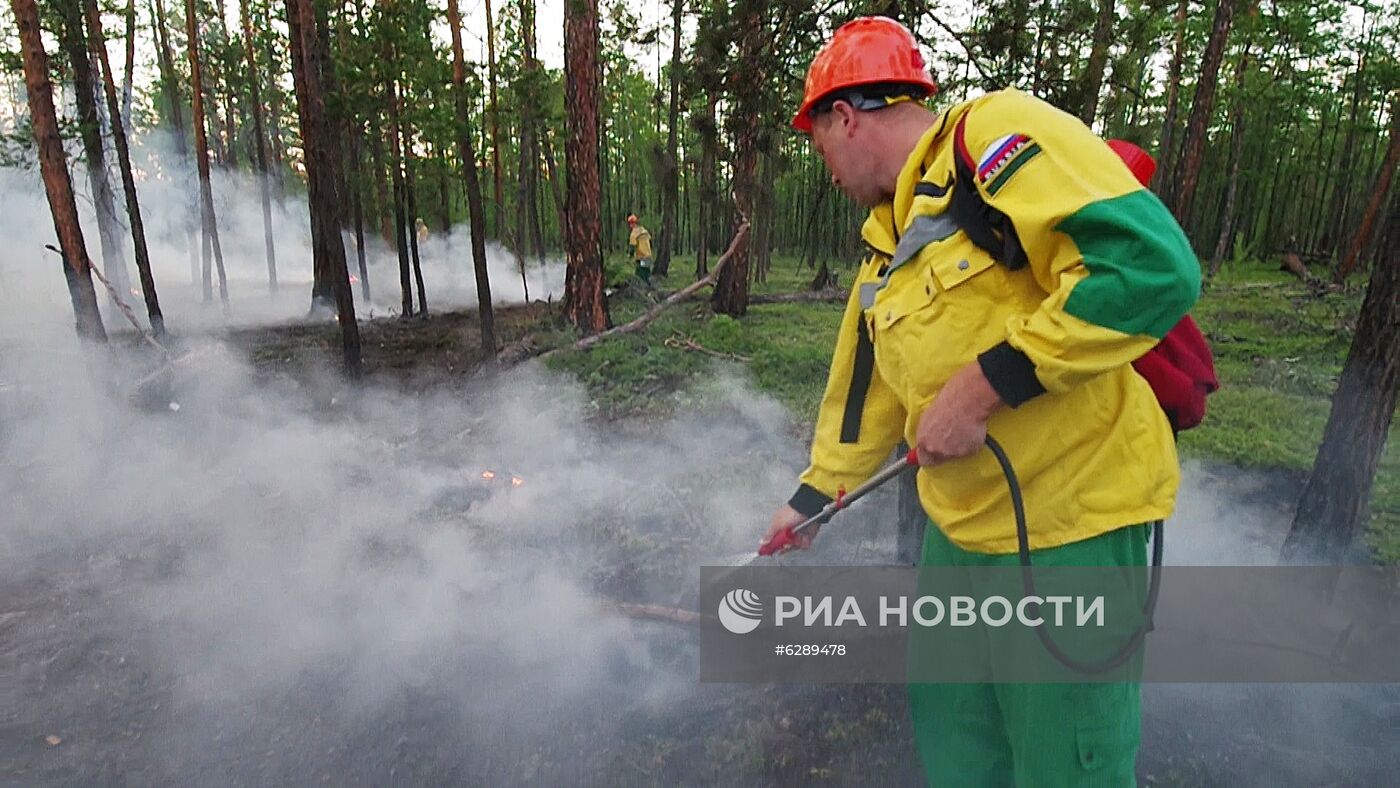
[9,255,1394,787]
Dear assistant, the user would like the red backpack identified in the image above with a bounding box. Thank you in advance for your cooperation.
[947,121,1218,430]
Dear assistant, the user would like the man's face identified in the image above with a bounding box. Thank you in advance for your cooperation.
[810,103,883,207]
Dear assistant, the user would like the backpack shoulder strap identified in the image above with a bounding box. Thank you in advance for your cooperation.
[947,112,1030,271]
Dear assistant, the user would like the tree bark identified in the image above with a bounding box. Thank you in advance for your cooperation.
[1325,16,1373,267]
[1170,0,1238,229]
[369,124,393,243]
[540,131,568,241]
[240,0,278,294]
[1335,96,1399,283]
[85,0,165,335]
[712,4,765,318]
[349,130,371,301]
[1079,0,1115,126]
[654,0,684,277]
[1208,48,1253,279]
[695,92,717,278]
[563,0,608,333]
[1153,0,1189,198]
[184,0,229,307]
[285,0,361,377]
[386,74,414,318]
[402,123,428,315]
[56,1,130,298]
[1281,214,1399,562]
[121,0,135,129]
[484,0,503,237]
[11,0,106,340]
[447,0,497,351]
[519,0,545,260]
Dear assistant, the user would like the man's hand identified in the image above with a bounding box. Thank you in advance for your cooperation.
[917,362,1005,466]
[761,504,819,554]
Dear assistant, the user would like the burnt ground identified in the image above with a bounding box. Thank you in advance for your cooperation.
[2,311,1397,787]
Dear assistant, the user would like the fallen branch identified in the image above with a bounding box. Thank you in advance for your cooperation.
[534,202,751,363]
[749,288,848,305]
[604,601,710,627]
[45,244,166,357]
[663,331,751,362]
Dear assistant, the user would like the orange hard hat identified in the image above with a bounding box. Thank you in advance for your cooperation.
[1106,140,1157,186]
[792,17,937,133]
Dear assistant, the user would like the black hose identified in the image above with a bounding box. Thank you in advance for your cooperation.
[983,435,1163,675]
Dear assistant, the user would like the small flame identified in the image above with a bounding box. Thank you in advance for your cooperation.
[129,288,140,297]
[349,274,359,284]
[510,476,524,487]
[480,470,496,481]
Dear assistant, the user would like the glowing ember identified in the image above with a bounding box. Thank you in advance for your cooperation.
[510,476,524,487]
[129,288,140,297]
[480,471,496,481]
[349,275,359,284]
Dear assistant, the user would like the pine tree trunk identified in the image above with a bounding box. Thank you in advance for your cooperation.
[1281,214,1399,562]
[1335,96,1399,283]
[1325,36,1371,268]
[447,0,497,351]
[654,0,684,277]
[563,0,608,333]
[386,74,414,318]
[520,0,545,261]
[713,5,764,317]
[1208,48,1252,279]
[285,0,361,376]
[1079,0,1115,126]
[121,0,135,128]
[262,32,287,198]
[240,0,277,294]
[1170,0,1237,229]
[12,0,106,340]
[540,132,567,245]
[403,125,428,315]
[185,0,229,307]
[349,130,371,301]
[56,1,130,299]
[695,91,717,278]
[484,0,503,237]
[370,126,393,243]
[85,0,165,335]
[1153,0,1189,199]
[513,129,531,297]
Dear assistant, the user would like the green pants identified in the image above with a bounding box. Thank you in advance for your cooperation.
[635,257,653,282]
[908,522,1147,787]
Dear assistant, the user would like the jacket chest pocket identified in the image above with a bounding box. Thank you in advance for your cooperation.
[871,241,1004,403]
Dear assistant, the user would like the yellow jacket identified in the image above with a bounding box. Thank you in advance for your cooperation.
[791,89,1200,554]
[629,225,653,260]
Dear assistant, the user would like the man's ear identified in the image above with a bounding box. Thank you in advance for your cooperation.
[830,100,859,136]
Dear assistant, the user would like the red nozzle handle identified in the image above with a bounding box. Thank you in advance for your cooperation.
[758,525,796,556]
[905,447,919,465]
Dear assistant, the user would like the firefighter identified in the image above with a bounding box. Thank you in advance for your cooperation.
[763,17,1200,786]
[626,214,654,284]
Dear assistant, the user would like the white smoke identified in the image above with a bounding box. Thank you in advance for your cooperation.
[0,128,558,344]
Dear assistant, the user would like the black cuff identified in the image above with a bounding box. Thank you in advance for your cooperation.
[978,341,1046,408]
[788,484,833,518]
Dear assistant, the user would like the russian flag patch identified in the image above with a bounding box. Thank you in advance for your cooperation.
[976,134,1042,195]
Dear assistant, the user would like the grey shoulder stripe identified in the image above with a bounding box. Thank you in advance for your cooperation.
[890,212,959,270]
